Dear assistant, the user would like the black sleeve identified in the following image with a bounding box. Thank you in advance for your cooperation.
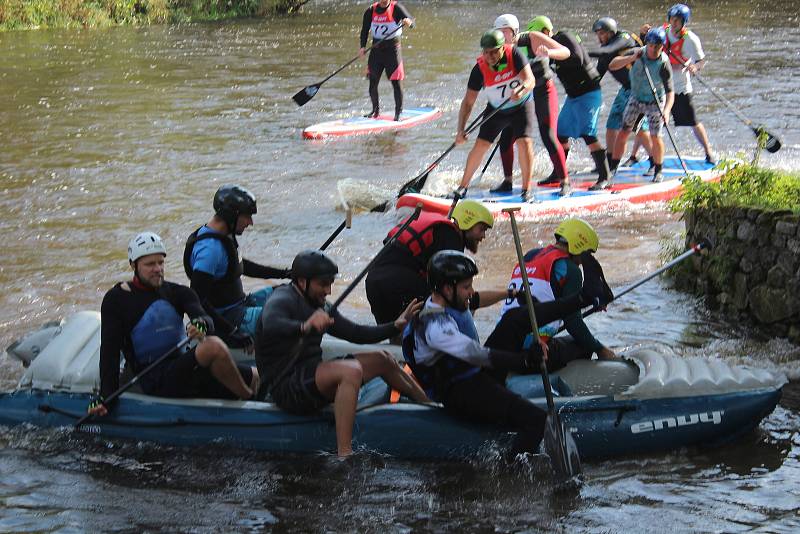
[517,32,531,53]
[431,224,465,253]
[360,6,372,48]
[393,2,412,22]
[660,60,674,93]
[99,289,124,400]
[591,34,636,58]
[171,284,215,335]
[512,46,528,72]
[242,258,290,280]
[329,309,398,344]
[259,289,305,339]
[467,63,484,91]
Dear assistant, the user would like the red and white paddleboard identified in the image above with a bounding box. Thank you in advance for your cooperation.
[303,106,442,140]
[396,156,725,220]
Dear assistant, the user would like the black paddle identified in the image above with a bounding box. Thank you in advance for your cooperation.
[267,204,424,393]
[319,208,353,251]
[293,24,406,107]
[471,140,501,188]
[504,207,581,482]
[563,238,712,329]
[641,56,690,178]
[667,50,781,153]
[75,336,193,428]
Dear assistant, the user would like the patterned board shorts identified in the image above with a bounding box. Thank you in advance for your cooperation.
[622,98,664,136]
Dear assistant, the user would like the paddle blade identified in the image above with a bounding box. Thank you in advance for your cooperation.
[752,126,782,153]
[397,170,430,198]
[543,415,582,481]
[292,84,320,107]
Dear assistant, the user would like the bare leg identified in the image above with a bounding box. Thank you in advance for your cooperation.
[692,123,713,157]
[515,137,534,191]
[612,128,633,161]
[459,138,492,189]
[315,359,364,457]
[651,135,665,164]
[355,351,429,403]
[605,128,618,156]
[194,336,252,399]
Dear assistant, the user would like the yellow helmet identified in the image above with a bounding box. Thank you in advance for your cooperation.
[554,218,599,255]
[451,200,494,231]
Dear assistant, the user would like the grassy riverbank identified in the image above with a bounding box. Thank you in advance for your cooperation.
[670,161,800,214]
[0,0,309,30]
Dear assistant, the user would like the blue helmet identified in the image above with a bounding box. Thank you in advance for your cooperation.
[645,27,667,46]
[667,4,691,25]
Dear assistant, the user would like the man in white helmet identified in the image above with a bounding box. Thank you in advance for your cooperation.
[87,232,258,418]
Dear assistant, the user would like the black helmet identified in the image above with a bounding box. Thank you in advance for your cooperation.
[428,250,478,293]
[291,250,338,282]
[213,185,257,231]
[592,17,618,34]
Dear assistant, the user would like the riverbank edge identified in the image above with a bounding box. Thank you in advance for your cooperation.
[0,0,310,31]
[675,206,800,343]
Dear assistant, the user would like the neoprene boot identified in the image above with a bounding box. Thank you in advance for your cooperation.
[590,149,610,180]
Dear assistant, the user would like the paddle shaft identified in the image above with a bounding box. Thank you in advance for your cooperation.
[398,88,526,196]
[319,208,353,251]
[471,140,501,187]
[75,337,193,428]
[641,58,690,177]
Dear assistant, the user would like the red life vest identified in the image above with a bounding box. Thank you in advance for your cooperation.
[663,23,689,66]
[476,44,526,109]
[386,212,458,257]
[371,1,402,40]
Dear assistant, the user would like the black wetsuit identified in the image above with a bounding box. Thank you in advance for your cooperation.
[589,30,641,89]
[359,1,413,118]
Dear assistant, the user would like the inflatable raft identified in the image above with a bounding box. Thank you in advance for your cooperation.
[1,312,786,460]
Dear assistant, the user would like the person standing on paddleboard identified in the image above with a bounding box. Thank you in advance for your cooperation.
[183,185,291,353]
[607,28,674,185]
[87,232,257,418]
[589,17,655,176]
[255,250,429,457]
[455,30,536,201]
[528,16,613,193]
[359,0,414,121]
[491,14,573,197]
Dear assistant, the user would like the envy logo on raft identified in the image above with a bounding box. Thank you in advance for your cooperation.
[630,411,724,434]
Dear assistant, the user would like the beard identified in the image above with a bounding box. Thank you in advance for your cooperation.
[464,238,479,254]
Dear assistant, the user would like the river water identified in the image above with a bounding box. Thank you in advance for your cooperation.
[1,0,799,531]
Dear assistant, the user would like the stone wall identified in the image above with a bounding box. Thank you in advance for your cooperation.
[678,207,800,342]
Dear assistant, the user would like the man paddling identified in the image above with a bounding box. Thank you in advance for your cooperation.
[401,251,585,460]
[492,14,573,197]
[528,16,613,192]
[488,218,616,370]
[365,200,508,330]
[607,28,674,185]
[255,250,429,457]
[183,185,290,352]
[359,0,414,121]
[663,4,716,164]
[589,17,655,175]
[88,232,257,417]
[455,30,536,200]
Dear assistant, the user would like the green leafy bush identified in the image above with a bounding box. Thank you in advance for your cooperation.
[670,161,800,214]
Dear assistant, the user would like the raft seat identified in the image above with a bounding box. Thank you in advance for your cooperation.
[556,359,639,397]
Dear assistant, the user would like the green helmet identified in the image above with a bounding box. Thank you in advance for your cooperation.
[527,15,553,33]
[480,29,505,50]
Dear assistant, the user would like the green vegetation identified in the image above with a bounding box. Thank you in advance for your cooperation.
[669,160,800,214]
[0,0,309,30]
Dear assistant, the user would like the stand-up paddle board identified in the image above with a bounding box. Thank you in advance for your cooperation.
[396,156,724,220]
[303,106,442,140]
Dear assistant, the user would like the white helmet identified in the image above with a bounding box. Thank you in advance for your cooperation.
[494,14,520,34]
[128,231,167,263]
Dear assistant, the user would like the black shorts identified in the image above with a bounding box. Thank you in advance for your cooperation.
[367,40,404,81]
[671,93,698,126]
[141,347,254,399]
[270,357,329,415]
[477,98,536,143]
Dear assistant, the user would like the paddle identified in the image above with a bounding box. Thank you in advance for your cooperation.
[504,207,582,481]
[445,189,463,219]
[564,238,712,328]
[667,51,781,153]
[319,207,353,251]
[471,141,501,188]
[267,204,424,394]
[292,24,406,107]
[75,336,193,429]
[641,57,690,178]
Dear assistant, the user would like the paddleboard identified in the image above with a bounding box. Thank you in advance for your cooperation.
[303,106,442,140]
[396,156,723,220]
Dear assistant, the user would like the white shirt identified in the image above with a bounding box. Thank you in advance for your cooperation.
[411,298,491,368]
[667,28,705,94]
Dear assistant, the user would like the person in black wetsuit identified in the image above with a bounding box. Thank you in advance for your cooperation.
[87,232,257,418]
[490,14,573,197]
[365,200,507,331]
[255,250,429,457]
[359,0,414,121]
[184,184,290,352]
[528,16,613,192]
